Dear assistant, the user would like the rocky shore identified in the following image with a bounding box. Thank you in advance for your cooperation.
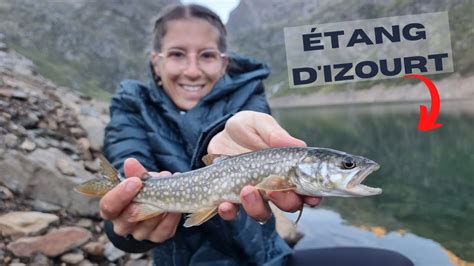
[0,39,155,265]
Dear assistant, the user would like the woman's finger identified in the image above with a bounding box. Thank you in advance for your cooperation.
[131,214,167,241]
[267,191,304,213]
[303,196,322,207]
[149,171,172,177]
[99,177,142,220]
[148,213,182,243]
[110,216,136,236]
[218,202,239,221]
[240,186,272,223]
[124,158,148,178]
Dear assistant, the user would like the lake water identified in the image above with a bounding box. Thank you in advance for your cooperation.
[273,100,474,265]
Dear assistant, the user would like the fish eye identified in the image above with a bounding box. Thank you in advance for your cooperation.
[341,158,356,169]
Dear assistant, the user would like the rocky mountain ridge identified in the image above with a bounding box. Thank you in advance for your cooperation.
[0,0,178,97]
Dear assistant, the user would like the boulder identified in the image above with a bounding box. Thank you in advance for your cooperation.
[61,252,85,264]
[0,211,59,238]
[6,227,92,257]
[0,185,14,199]
[103,242,126,262]
[0,149,100,216]
[81,241,105,257]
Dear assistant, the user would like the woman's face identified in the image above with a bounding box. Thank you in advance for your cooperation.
[151,18,228,110]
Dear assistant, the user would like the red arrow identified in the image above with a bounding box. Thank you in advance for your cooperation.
[403,74,443,131]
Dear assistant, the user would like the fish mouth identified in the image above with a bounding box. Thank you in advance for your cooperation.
[345,163,382,196]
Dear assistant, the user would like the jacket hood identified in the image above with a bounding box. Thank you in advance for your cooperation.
[146,52,270,107]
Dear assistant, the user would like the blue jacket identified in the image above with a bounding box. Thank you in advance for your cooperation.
[103,53,292,266]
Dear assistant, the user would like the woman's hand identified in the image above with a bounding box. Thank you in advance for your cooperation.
[208,111,322,223]
[99,158,181,243]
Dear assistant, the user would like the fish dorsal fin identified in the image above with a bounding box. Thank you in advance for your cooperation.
[183,207,218,227]
[202,154,230,166]
[255,175,296,192]
[98,154,121,183]
[128,203,164,222]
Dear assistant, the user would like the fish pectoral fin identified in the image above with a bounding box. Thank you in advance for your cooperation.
[255,175,296,192]
[202,154,230,166]
[183,207,218,227]
[128,203,164,222]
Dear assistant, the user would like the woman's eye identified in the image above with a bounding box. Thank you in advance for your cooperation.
[200,51,218,60]
[167,51,185,59]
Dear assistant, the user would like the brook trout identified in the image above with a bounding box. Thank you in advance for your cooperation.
[75,147,381,227]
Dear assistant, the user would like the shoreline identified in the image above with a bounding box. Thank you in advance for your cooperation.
[268,74,474,109]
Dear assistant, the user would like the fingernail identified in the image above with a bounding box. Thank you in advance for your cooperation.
[243,191,257,204]
[124,179,140,193]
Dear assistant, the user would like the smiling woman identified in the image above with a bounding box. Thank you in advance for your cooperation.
[100,3,413,266]
[150,16,228,110]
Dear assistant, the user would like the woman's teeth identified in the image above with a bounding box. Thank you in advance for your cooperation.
[182,85,203,92]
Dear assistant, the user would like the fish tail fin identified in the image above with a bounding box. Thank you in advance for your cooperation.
[74,155,121,197]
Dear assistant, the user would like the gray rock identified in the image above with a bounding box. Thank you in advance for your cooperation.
[78,114,108,151]
[70,127,87,138]
[61,252,84,264]
[0,88,12,98]
[29,200,62,212]
[81,241,105,257]
[103,242,126,262]
[76,218,93,228]
[56,158,76,176]
[0,185,14,199]
[77,259,98,266]
[30,252,53,266]
[0,42,7,51]
[130,253,145,260]
[4,133,18,148]
[125,259,149,266]
[34,137,49,149]
[0,115,8,126]
[0,211,59,238]
[77,137,93,160]
[18,112,40,128]
[20,138,36,152]
[0,99,8,108]
[0,149,100,216]
[59,141,78,155]
[83,160,100,173]
[11,91,28,101]
[9,262,26,266]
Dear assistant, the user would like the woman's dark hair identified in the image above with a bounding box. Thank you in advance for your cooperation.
[152,4,227,52]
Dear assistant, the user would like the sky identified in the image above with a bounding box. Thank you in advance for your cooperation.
[181,0,240,24]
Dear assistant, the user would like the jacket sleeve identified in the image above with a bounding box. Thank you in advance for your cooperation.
[102,83,162,253]
[103,83,157,173]
[191,83,271,169]
[241,89,271,115]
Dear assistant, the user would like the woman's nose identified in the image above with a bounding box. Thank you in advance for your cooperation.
[182,57,203,78]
